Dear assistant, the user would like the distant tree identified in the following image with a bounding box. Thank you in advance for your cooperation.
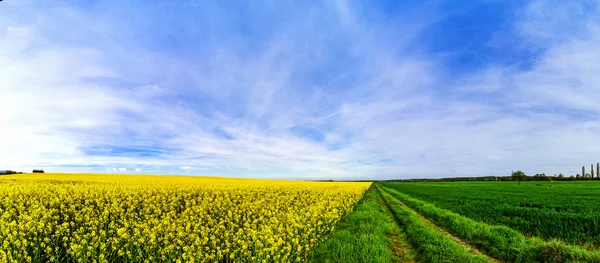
[533,173,547,180]
[32,169,44,173]
[511,170,527,185]
[558,173,564,179]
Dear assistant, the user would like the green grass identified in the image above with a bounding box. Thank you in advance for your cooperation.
[312,181,600,262]
[308,186,415,263]
[380,184,600,262]
[377,186,493,263]
[380,181,600,246]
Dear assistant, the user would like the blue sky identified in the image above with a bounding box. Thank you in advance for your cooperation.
[2,0,600,179]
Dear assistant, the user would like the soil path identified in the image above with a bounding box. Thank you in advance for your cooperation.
[377,186,502,263]
[376,194,418,263]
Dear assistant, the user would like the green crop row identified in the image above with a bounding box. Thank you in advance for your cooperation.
[381,181,600,246]
[380,185,600,262]
[308,186,410,263]
[377,186,493,263]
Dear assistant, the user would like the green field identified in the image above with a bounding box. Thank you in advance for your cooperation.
[314,181,600,262]
[382,181,600,246]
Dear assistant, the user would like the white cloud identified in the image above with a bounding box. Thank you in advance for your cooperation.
[3,0,600,179]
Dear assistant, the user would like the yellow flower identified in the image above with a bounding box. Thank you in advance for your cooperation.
[0,173,369,262]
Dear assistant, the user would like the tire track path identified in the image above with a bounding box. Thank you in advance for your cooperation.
[377,185,501,263]
[376,194,417,263]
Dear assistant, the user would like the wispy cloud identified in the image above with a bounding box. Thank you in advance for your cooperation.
[1,0,599,179]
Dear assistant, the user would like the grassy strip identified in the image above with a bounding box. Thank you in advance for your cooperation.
[381,185,600,262]
[376,194,419,263]
[375,194,418,262]
[379,181,600,246]
[307,186,413,263]
[377,186,493,263]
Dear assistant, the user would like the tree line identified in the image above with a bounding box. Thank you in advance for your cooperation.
[1,169,45,174]
[381,170,600,183]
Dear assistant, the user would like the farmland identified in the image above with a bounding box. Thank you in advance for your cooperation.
[0,173,370,262]
[381,181,600,246]
[371,181,600,262]
[4,174,600,262]
[311,181,600,262]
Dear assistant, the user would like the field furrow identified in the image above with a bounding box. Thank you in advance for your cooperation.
[308,186,416,263]
[379,187,500,263]
[374,193,417,263]
[380,181,600,246]
[380,184,600,262]
[377,185,495,263]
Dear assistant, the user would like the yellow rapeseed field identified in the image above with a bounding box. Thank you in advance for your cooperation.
[0,173,370,263]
